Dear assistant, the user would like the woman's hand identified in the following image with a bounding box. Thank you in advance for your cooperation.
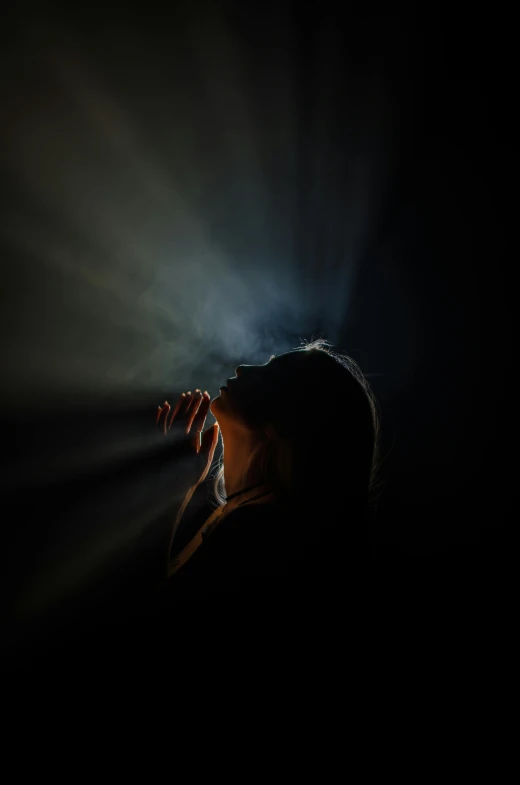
[156,389,219,490]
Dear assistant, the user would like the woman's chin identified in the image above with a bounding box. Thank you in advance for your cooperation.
[209,395,223,415]
[211,389,233,420]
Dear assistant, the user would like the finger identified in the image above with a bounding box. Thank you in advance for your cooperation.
[168,392,191,430]
[188,390,209,433]
[161,401,171,434]
[180,391,194,423]
[185,389,199,410]
[186,388,202,417]
[156,401,169,429]
[186,391,203,439]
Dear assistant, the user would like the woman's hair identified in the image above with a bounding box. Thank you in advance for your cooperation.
[211,337,381,522]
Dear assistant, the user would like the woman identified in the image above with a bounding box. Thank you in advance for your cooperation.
[155,338,380,612]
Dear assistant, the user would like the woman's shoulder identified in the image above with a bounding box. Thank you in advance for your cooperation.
[208,499,282,542]
[214,497,296,537]
[193,498,292,567]
[212,497,320,569]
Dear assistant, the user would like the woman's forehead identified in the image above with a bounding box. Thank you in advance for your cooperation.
[268,349,308,368]
[269,349,298,362]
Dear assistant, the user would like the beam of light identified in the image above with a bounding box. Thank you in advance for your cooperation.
[2,12,394,410]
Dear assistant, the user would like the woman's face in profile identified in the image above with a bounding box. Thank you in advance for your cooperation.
[210,350,305,432]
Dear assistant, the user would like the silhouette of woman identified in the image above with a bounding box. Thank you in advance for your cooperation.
[156,338,380,611]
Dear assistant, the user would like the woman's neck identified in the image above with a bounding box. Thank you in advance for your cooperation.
[221,430,266,499]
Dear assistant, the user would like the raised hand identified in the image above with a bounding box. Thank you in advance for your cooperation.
[156,389,219,490]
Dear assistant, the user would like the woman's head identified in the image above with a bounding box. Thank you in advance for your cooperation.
[210,338,380,518]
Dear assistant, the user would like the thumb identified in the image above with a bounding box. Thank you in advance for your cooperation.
[196,424,219,484]
[200,423,219,460]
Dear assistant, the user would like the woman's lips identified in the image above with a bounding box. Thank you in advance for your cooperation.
[220,377,237,392]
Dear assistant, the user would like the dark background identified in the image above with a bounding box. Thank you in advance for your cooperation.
[1,6,514,661]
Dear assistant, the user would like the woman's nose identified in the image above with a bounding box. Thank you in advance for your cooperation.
[235,364,256,377]
[235,363,261,377]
